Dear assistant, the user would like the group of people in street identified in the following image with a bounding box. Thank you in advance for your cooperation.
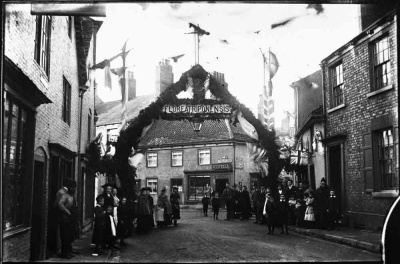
[249,178,340,234]
[91,184,180,256]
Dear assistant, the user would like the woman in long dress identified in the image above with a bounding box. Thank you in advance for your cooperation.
[157,187,173,227]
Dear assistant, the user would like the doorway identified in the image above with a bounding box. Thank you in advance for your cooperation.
[30,159,45,260]
[328,144,343,213]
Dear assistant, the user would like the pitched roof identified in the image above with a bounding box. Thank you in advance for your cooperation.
[96,94,157,126]
[139,119,255,147]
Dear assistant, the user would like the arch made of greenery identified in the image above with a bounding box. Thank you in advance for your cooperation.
[113,65,283,198]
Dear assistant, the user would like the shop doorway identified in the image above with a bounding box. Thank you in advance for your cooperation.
[215,179,229,208]
[31,159,45,260]
[328,144,343,213]
[188,175,210,202]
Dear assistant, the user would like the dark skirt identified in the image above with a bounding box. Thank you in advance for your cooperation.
[172,205,180,220]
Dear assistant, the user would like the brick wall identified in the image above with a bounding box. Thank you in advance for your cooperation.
[4,4,97,261]
[323,16,398,230]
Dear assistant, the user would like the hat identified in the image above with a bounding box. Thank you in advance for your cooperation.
[321,178,326,183]
[64,178,77,188]
[161,187,166,192]
[102,183,113,189]
[172,186,178,190]
[140,187,147,192]
[146,187,152,191]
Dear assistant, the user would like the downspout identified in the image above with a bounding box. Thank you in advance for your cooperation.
[320,62,327,185]
[225,119,235,184]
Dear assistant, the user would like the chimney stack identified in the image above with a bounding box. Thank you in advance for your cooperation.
[155,59,174,95]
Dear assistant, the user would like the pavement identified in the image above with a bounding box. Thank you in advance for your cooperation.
[38,207,383,262]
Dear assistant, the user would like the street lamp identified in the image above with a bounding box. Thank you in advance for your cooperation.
[190,117,204,132]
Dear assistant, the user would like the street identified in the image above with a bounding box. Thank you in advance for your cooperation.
[109,209,381,263]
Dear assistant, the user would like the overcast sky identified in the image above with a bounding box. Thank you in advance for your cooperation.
[95,3,361,125]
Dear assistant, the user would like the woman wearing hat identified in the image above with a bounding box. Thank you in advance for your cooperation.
[170,187,181,226]
[136,187,151,234]
[157,187,172,227]
[98,183,115,209]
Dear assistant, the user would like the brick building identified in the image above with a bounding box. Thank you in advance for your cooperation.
[3,4,102,261]
[136,118,259,206]
[321,10,398,230]
[289,70,325,190]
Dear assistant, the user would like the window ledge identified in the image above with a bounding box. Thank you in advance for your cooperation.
[372,190,399,198]
[3,226,31,239]
[367,84,394,98]
[327,103,345,114]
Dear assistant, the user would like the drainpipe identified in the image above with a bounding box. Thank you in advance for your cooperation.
[77,85,88,235]
[320,62,327,183]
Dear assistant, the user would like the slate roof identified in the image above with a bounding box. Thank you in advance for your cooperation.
[139,119,255,147]
[96,94,157,126]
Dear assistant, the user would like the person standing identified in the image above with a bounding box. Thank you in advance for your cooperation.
[111,187,120,226]
[92,196,106,256]
[264,194,278,235]
[315,178,330,229]
[222,182,234,221]
[136,188,151,234]
[240,186,252,221]
[158,187,173,227]
[170,186,181,226]
[55,178,77,259]
[286,180,298,201]
[146,187,155,230]
[277,193,289,234]
[98,183,115,209]
[326,188,340,231]
[304,191,316,228]
[251,186,260,224]
[257,186,267,224]
[275,184,286,202]
[117,197,130,246]
[202,194,210,217]
[211,192,221,220]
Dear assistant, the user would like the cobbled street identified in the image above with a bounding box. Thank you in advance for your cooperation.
[109,209,381,263]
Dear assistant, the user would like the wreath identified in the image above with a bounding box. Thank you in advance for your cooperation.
[112,65,282,192]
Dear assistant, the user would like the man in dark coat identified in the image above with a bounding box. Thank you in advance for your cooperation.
[277,193,289,234]
[136,188,151,234]
[257,186,267,224]
[170,187,181,226]
[315,178,330,229]
[222,182,234,221]
[251,186,260,223]
[286,180,298,200]
[146,187,155,230]
[240,186,252,221]
[232,184,240,219]
[98,183,115,209]
[202,194,210,216]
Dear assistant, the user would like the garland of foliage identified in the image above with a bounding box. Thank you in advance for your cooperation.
[110,65,283,195]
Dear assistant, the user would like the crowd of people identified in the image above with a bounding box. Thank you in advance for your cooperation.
[91,184,181,256]
[201,178,340,235]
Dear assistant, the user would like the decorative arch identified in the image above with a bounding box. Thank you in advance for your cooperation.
[113,65,283,197]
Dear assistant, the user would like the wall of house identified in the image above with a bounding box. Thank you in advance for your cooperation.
[4,4,97,261]
[323,15,398,230]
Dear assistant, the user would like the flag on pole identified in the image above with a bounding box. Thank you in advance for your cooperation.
[266,49,279,130]
[268,50,279,80]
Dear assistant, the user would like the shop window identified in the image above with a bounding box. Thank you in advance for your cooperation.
[188,175,210,201]
[146,178,158,195]
[2,93,32,230]
[198,149,211,165]
[171,150,183,167]
[330,62,344,108]
[371,35,391,91]
[147,152,158,167]
[34,15,52,76]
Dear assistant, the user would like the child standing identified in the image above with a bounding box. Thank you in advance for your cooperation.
[117,197,129,246]
[202,194,210,217]
[211,193,221,220]
[277,194,289,234]
[92,196,106,256]
[304,191,316,228]
[104,205,119,250]
[326,189,340,231]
